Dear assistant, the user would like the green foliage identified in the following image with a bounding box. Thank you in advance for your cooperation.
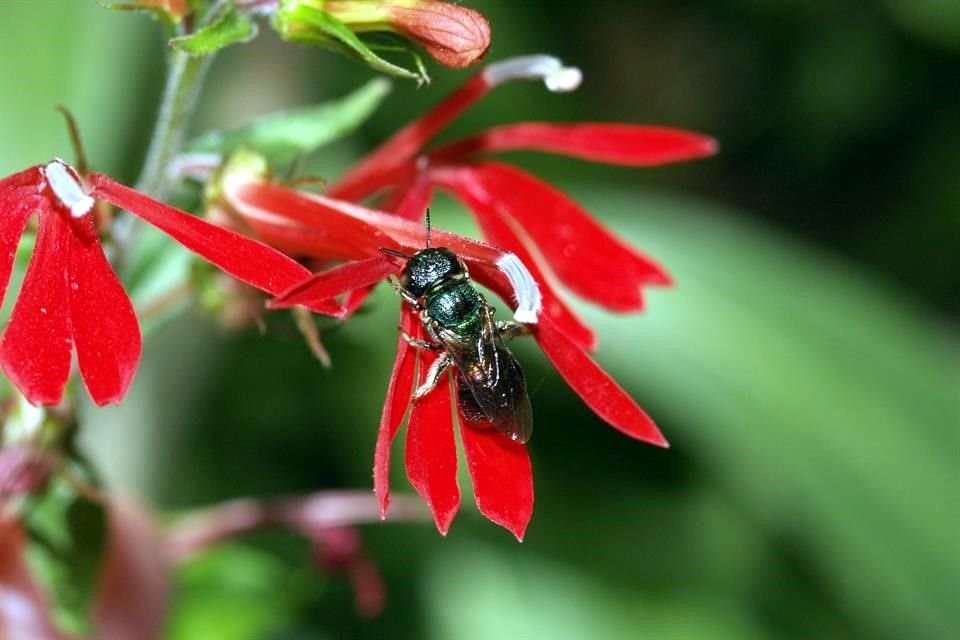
[880,0,960,51]
[424,541,770,640]
[274,4,429,83]
[170,6,258,56]
[188,78,392,164]
[167,543,323,640]
[585,188,960,640]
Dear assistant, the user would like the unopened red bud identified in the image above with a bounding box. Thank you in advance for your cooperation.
[382,0,490,68]
[275,0,490,76]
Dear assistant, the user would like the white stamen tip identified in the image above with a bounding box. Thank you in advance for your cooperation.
[544,66,582,92]
[43,160,94,218]
[483,55,582,93]
[496,253,542,324]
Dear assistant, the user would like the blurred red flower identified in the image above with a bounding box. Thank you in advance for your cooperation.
[0,161,317,407]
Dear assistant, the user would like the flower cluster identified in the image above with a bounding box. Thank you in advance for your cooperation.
[0,160,320,407]
[202,56,716,538]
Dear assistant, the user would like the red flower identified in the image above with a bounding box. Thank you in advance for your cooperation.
[0,160,318,407]
[326,54,717,350]
[213,159,674,539]
[200,56,715,538]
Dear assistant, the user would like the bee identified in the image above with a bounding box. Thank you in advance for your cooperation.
[381,211,533,443]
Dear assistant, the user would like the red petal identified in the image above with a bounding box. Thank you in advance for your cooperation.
[226,180,404,259]
[374,308,419,518]
[0,167,45,310]
[432,167,597,350]
[451,162,672,311]
[535,315,668,447]
[269,255,399,313]
[389,170,435,222]
[456,400,534,541]
[89,175,313,296]
[0,213,73,406]
[327,73,491,202]
[223,179,545,323]
[68,214,142,406]
[341,285,376,319]
[404,348,460,534]
[227,180,512,269]
[431,123,717,166]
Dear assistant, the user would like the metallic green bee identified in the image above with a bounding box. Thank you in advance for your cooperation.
[382,211,534,443]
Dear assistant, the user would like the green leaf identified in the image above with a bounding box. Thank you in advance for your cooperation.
[424,541,771,640]
[569,186,960,640]
[188,78,392,163]
[880,0,960,52]
[274,5,428,83]
[170,7,257,56]
[167,544,318,640]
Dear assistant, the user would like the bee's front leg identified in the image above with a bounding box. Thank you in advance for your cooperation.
[496,320,531,340]
[387,275,423,310]
[413,352,453,400]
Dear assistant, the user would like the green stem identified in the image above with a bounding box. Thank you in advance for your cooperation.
[111,49,213,261]
[135,49,213,199]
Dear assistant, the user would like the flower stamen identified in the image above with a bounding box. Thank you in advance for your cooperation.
[42,160,94,218]
[496,252,541,324]
[482,55,582,93]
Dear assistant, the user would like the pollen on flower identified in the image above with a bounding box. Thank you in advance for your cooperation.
[483,55,582,93]
[43,160,94,218]
[496,253,542,324]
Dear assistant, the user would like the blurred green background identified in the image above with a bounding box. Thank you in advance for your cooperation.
[1,1,958,639]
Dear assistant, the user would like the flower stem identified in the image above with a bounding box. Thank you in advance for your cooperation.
[136,50,214,199]
[112,49,213,262]
[166,491,428,560]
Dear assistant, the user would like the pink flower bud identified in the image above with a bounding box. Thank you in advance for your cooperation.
[275,0,491,71]
[380,0,491,68]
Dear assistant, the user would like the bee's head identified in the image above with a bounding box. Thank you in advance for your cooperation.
[400,247,465,296]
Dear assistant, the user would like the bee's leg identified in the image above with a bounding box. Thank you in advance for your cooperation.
[400,329,440,351]
[496,320,531,340]
[413,352,453,400]
[387,275,422,310]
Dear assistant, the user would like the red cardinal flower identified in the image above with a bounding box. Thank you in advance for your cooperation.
[326,55,717,351]
[211,156,671,539]
[195,56,715,538]
[0,160,316,407]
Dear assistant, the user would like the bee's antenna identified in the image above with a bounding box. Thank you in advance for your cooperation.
[424,207,432,248]
[379,247,411,260]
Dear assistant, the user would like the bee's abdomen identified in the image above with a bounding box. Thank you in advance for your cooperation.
[427,283,484,335]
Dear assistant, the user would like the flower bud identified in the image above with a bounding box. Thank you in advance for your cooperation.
[375,0,491,68]
[274,0,491,77]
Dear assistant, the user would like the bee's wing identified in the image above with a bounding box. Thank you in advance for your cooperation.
[455,344,534,443]
[435,309,533,443]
